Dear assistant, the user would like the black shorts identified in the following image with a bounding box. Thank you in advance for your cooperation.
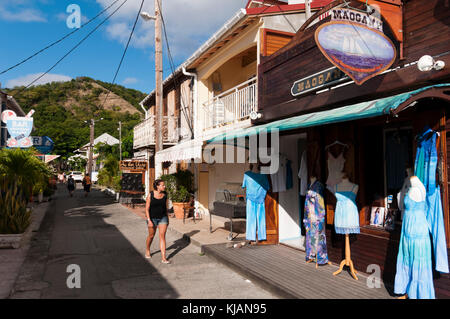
[84,184,91,192]
[68,185,75,191]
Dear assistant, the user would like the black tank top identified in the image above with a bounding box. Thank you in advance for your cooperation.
[149,191,167,219]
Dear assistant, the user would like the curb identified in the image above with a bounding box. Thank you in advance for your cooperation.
[167,224,205,252]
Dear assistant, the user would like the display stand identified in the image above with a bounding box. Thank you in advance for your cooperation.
[333,234,358,280]
[306,258,332,269]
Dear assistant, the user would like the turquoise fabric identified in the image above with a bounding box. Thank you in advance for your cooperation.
[414,128,449,274]
[207,84,450,143]
[394,193,435,299]
[242,171,270,241]
[333,185,360,234]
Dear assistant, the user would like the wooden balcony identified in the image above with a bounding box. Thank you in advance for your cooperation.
[133,115,178,149]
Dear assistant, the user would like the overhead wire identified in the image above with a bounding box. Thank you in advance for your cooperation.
[0,0,121,76]
[11,0,129,97]
[156,0,194,137]
[99,0,145,110]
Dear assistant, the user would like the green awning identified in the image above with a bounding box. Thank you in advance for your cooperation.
[207,83,450,143]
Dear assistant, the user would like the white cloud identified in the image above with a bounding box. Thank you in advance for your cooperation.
[6,73,72,88]
[0,1,47,22]
[123,77,138,85]
[96,0,245,58]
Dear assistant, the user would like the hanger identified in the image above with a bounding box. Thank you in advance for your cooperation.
[325,140,349,150]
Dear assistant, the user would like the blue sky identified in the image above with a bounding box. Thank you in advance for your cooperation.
[0,0,245,93]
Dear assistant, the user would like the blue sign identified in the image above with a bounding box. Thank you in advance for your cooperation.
[32,136,54,154]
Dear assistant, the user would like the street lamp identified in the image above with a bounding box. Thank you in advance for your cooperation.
[140,11,156,21]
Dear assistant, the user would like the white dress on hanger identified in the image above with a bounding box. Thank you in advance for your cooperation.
[326,151,345,188]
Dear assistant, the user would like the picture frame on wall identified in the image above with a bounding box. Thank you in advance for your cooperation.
[370,207,386,227]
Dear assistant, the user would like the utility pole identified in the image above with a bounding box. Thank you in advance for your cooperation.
[118,121,122,162]
[155,0,163,170]
[88,118,94,177]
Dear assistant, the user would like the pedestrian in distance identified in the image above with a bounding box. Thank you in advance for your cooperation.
[67,175,75,197]
[145,179,171,264]
[82,174,91,197]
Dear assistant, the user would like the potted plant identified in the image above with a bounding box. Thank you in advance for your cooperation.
[161,171,195,219]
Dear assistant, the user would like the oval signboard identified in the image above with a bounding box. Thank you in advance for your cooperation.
[315,13,396,85]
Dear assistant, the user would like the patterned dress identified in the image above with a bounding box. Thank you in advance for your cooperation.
[303,181,329,264]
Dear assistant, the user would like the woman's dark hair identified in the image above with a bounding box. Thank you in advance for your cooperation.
[153,179,164,190]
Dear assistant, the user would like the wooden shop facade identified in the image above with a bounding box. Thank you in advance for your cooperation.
[255,0,450,297]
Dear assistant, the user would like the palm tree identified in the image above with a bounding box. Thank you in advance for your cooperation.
[0,148,51,199]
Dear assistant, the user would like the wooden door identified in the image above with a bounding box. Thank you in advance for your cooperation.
[258,190,279,245]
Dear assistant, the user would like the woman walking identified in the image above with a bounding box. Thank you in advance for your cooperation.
[145,179,170,264]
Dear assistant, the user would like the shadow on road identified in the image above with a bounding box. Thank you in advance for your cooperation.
[10,184,180,299]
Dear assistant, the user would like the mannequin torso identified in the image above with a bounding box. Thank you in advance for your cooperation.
[408,176,426,202]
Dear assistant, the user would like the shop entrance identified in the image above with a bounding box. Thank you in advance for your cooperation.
[278,133,307,249]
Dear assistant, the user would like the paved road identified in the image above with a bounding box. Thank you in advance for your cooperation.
[9,184,277,299]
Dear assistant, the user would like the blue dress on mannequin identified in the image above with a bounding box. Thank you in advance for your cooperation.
[394,192,435,299]
[334,184,360,234]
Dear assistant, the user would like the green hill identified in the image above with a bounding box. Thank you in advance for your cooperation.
[5,77,147,159]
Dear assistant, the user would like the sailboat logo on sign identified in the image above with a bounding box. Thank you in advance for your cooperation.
[315,8,396,85]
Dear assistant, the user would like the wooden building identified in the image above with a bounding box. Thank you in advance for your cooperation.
[254,0,450,297]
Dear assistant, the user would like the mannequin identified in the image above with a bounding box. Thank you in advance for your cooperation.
[304,175,331,268]
[408,175,426,202]
[395,175,434,299]
[331,172,360,280]
[243,162,269,244]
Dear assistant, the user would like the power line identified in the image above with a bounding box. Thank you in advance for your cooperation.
[100,0,145,110]
[11,0,129,97]
[157,0,194,137]
[0,0,121,76]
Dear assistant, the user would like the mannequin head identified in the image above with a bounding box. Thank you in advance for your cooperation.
[310,175,317,183]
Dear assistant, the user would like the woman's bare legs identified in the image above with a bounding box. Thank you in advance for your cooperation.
[146,225,156,257]
[158,224,169,262]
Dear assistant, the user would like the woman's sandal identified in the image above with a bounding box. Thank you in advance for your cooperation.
[145,253,151,259]
[161,259,171,264]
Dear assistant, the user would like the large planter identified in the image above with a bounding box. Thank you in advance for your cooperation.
[173,202,191,219]
[0,233,24,249]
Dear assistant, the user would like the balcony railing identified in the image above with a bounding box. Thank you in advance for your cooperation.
[202,77,257,132]
[133,115,178,149]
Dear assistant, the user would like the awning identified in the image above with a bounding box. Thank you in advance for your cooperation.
[208,83,450,143]
[155,138,204,163]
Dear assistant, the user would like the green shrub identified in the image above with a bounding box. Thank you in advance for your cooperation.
[0,179,31,234]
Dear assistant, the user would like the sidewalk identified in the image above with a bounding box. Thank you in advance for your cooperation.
[121,203,394,299]
[125,204,247,249]
[0,201,51,299]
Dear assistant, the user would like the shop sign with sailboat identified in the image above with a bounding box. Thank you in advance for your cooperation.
[315,8,396,85]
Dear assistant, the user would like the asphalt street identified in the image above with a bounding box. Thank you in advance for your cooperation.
[9,183,277,299]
